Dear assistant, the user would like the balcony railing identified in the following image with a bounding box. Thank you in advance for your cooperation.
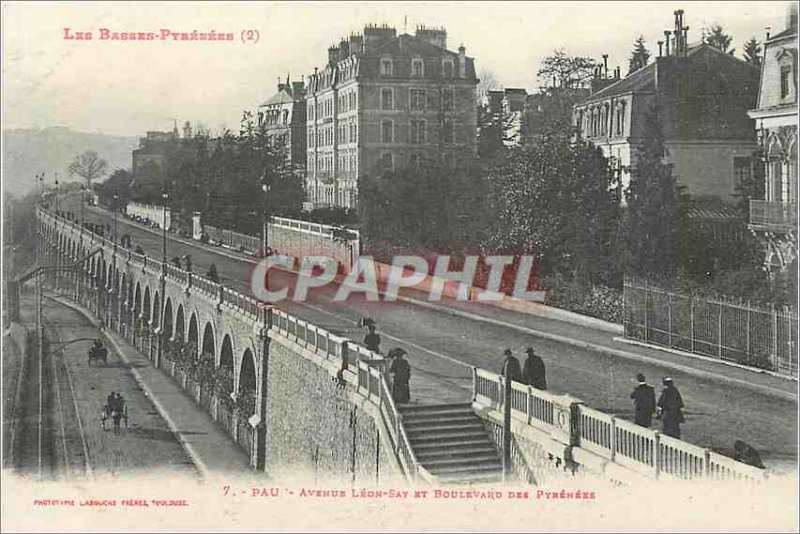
[749,200,797,232]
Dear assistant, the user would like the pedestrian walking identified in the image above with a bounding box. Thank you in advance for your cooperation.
[657,377,685,438]
[500,349,522,382]
[363,319,381,354]
[630,373,656,428]
[522,347,547,390]
[388,348,411,404]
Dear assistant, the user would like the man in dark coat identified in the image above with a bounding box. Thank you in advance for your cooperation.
[630,373,656,427]
[657,377,685,438]
[522,347,547,390]
[388,348,411,404]
[500,349,522,382]
[363,321,381,354]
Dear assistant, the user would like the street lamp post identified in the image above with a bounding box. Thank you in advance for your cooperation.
[157,188,169,368]
[113,193,119,249]
[54,174,60,290]
[261,182,270,291]
[80,185,86,235]
[54,173,60,214]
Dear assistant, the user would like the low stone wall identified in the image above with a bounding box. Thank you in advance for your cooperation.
[264,337,402,484]
[125,201,172,230]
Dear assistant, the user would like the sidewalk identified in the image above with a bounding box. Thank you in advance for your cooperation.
[400,293,798,402]
[48,293,260,481]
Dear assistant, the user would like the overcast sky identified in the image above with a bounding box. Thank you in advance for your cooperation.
[2,1,791,137]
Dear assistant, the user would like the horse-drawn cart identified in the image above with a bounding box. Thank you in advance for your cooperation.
[88,344,108,366]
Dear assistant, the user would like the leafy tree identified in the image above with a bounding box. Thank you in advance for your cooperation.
[702,24,735,55]
[626,100,680,283]
[484,126,621,285]
[97,168,134,207]
[743,37,762,68]
[68,151,108,188]
[628,35,651,75]
[537,49,596,89]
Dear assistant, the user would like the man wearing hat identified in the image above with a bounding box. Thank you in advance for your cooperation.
[629,373,656,428]
[522,347,547,390]
[362,319,381,354]
[388,348,411,404]
[500,349,522,382]
[657,377,685,438]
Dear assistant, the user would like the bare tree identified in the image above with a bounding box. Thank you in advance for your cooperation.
[478,69,499,103]
[67,151,108,188]
[537,49,596,89]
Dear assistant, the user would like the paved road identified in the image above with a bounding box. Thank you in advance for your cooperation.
[31,294,198,480]
[63,198,798,469]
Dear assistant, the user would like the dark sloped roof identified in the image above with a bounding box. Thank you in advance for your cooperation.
[259,88,293,108]
[579,43,758,104]
[587,62,656,100]
[371,34,459,58]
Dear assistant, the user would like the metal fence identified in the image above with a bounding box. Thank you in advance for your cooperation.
[624,282,798,377]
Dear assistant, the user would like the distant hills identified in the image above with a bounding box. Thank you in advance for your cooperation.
[2,127,139,199]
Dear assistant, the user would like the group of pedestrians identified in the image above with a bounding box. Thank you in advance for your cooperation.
[106,391,126,414]
[499,347,686,438]
[501,348,547,390]
[361,319,411,405]
[630,374,685,438]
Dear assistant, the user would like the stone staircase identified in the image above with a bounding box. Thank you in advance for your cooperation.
[399,403,503,485]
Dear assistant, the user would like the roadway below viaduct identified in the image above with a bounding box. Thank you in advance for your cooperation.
[66,198,797,471]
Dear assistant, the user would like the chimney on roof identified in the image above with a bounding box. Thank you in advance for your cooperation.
[458,45,466,78]
[349,34,364,55]
[664,31,671,55]
[277,76,284,91]
[415,25,447,49]
[602,54,608,78]
[328,45,340,67]
[788,2,798,30]
[291,81,305,99]
[658,40,663,57]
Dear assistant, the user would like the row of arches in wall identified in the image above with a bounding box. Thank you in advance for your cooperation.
[40,219,258,395]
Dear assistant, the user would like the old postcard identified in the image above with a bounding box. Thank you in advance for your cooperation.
[2,1,798,531]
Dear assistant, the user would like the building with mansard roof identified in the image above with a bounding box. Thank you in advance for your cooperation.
[747,3,798,277]
[573,10,760,203]
[257,77,307,173]
[305,24,479,209]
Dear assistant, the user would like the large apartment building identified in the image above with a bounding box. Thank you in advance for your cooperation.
[747,4,798,276]
[305,24,479,209]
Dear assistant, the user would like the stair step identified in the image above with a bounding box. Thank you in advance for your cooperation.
[406,421,485,434]
[421,455,501,469]
[407,430,489,443]
[416,446,499,460]
[398,403,472,414]
[412,437,493,450]
[403,414,479,426]
[427,463,503,475]
[436,471,504,485]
